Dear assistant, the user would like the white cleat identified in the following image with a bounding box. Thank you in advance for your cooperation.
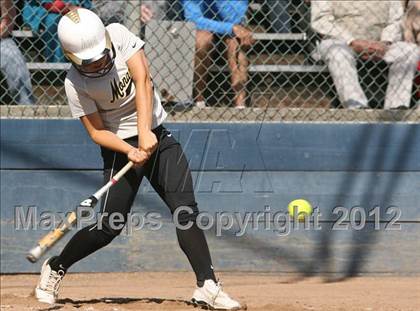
[35,257,65,304]
[192,279,242,310]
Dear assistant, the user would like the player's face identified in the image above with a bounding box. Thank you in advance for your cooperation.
[83,55,110,72]
[77,49,115,78]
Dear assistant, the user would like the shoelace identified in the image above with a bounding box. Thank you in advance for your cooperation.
[215,281,231,300]
[211,281,222,305]
[45,270,65,294]
[217,281,232,300]
[211,280,236,305]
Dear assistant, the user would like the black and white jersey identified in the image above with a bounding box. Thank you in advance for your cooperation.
[65,23,167,139]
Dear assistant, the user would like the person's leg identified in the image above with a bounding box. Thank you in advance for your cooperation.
[50,149,144,271]
[145,126,216,286]
[225,37,248,108]
[145,127,242,309]
[317,39,368,108]
[193,30,214,104]
[0,38,34,105]
[383,41,419,109]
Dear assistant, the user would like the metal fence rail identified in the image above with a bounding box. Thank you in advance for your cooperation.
[1,0,419,122]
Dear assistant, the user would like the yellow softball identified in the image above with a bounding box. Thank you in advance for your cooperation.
[288,199,313,221]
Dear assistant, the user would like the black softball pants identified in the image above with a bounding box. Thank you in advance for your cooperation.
[51,125,216,285]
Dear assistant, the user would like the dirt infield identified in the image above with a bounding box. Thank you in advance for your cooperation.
[1,272,419,311]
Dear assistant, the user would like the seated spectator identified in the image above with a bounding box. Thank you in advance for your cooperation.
[1,0,34,105]
[403,0,420,103]
[183,0,254,108]
[22,0,91,62]
[403,0,420,43]
[311,1,419,109]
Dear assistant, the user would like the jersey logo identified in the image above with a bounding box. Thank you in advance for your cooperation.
[110,71,134,103]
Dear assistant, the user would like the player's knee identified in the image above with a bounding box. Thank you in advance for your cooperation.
[173,204,199,226]
[99,217,125,241]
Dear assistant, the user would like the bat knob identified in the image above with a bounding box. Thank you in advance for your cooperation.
[27,245,43,263]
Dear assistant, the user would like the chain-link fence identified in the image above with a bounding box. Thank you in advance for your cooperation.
[1,0,419,121]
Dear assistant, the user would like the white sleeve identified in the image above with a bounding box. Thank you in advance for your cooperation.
[64,77,98,118]
[109,23,145,62]
[381,1,404,42]
[311,1,355,45]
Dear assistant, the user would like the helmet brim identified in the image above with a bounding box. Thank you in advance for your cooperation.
[64,30,112,66]
[73,43,116,78]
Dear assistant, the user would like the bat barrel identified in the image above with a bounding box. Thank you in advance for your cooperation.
[26,245,43,263]
[25,162,133,263]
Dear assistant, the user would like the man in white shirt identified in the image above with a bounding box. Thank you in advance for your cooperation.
[311,1,419,109]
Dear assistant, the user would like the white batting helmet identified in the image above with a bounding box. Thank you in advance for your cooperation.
[58,8,115,77]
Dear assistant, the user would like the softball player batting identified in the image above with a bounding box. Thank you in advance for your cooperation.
[35,8,241,310]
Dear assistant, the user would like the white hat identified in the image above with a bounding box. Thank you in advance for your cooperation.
[58,8,112,65]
